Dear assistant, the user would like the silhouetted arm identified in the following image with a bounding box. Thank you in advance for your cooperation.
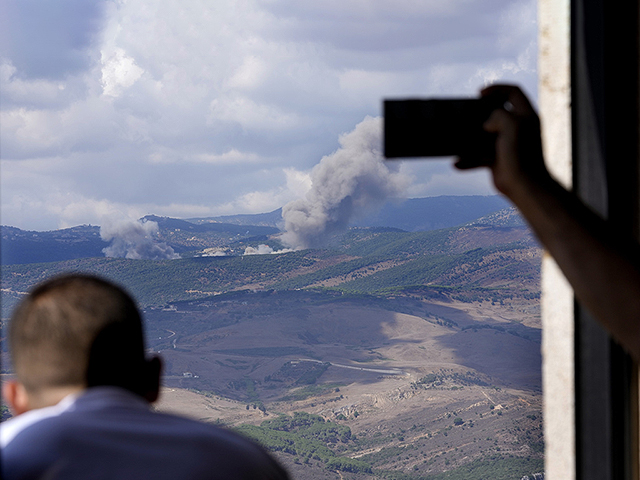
[459,84,640,360]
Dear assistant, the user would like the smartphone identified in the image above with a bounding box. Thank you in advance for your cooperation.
[383,97,501,159]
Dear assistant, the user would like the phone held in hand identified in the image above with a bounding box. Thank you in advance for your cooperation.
[383,96,503,160]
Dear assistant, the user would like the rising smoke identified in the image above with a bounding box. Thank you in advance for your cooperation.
[100,218,180,260]
[243,244,294,255]
[281,116,409,249]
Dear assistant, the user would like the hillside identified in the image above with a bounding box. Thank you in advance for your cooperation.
[0,206,543,479]
[1,209,538,318]
[0,225,107,265]
[351,195,510,231]
[188,195,510,232]
[0,219,279,265]
[149,288,542,479]
[1,195,511,266]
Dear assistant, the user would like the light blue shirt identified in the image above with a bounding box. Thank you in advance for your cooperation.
[1,387,288,480]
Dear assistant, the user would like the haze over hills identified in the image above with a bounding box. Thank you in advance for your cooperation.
[188,195,510,231]
[0,197,543,479]
[1,205,538,316]
[0,218,280,265]
[1,195,511,266]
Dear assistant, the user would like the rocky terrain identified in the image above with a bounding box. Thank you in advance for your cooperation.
[149,289,542,479]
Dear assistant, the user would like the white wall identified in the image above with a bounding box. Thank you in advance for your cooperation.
[538,0,575,478]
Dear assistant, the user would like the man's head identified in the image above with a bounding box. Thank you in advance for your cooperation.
[4,274,161,414]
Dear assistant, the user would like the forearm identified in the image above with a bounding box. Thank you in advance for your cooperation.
[506,173,640,359]
[456,84,640,358]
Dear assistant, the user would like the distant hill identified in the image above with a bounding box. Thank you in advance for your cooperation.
[1,218,281,266]
[188,195,510,231]
[0,225,108,265]
[188,209,284,228]
[1,196,511,266]
[352,195,510,231]
[142,215,279,236]
[2,214,538,314]
[1,205,543,479]
[466,206,527,228]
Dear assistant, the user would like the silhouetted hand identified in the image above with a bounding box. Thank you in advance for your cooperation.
[455,84,548,200]
[453,84,640,361]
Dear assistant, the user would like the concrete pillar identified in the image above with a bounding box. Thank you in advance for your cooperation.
[538,0,575,479]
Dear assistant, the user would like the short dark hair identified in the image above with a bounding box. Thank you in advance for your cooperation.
[9,274,148,395]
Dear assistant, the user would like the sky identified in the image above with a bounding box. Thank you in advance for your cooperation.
[0,0,537,232]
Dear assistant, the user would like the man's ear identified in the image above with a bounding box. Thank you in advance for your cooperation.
[144,356,163,403]
[2,380,31,416]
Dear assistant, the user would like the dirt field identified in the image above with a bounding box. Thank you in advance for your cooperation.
[153,295,543,478]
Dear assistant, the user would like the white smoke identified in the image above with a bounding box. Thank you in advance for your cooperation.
[281,116,409,249]
[100,218,180,260]
[200,248,228,257]
[243,244,294,255]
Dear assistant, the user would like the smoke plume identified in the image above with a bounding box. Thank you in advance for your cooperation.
[201,248,228,257]
[100,218,180,260]
[243,244,294,255]
[281,116,408,249]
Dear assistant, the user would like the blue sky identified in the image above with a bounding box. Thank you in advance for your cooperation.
[0,0,537,231]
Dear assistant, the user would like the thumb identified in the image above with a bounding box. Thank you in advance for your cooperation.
[483,109,514,134]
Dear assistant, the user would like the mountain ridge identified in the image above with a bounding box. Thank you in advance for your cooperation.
[187,195,510,231]
[1,195,514,266]
[0,201,543,479]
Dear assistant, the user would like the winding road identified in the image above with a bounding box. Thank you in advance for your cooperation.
[295,358,407,376]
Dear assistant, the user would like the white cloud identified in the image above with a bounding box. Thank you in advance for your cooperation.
[0,0,107,79]
[284,167,313,198]
[1,96,121,159]
[497,0,537,51]
[1,0,536,231]
[0,62,74,109]
[214,167,312,215]
[227,55,269,90]
[149,148,262,165]
[208,95,300,131]
[101,48,144,97]
[0,187,141,231]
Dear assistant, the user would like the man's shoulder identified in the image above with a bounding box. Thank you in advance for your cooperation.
[0,392,78,449]
[128,410,289,478]
[1,388,289,479]
[146,408,267,452]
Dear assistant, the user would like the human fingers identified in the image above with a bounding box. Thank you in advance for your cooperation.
[454,110,511,170]
[481,84,535,116]
[483,108,516,134]
[454,156,491,170]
